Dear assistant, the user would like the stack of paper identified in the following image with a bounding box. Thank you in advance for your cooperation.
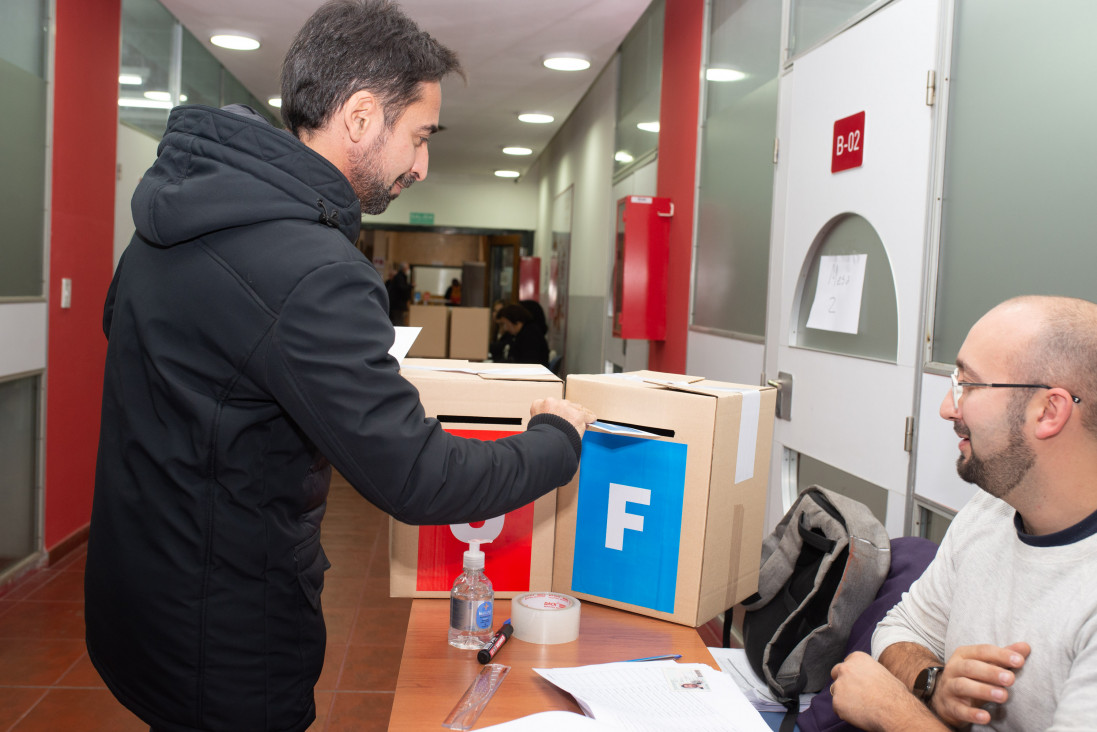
[505,661,772,731]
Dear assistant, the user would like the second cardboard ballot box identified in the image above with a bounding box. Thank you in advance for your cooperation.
[553,371,776,627]
[389,359,562,598]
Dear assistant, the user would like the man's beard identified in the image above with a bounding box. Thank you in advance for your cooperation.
[955,399,1035,500]
[348,130,416,215]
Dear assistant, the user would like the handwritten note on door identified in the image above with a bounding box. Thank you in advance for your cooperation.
[806,254,867,334]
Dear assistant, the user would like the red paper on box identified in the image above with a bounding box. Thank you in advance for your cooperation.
[415,428,535,591]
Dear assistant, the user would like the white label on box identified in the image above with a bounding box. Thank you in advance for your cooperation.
[696,386,761,484]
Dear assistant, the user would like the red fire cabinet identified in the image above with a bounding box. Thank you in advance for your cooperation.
[612,195,672,340]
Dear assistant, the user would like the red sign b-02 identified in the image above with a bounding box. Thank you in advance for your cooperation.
[832,111,865,173]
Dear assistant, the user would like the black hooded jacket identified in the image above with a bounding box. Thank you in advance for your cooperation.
[85,105,581,732]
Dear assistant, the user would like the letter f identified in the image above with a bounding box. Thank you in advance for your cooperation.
[605,483,651,551]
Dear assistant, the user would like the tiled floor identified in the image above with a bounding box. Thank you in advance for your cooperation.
[0,473,724,731]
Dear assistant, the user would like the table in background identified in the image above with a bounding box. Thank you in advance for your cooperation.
[389,598,717,730]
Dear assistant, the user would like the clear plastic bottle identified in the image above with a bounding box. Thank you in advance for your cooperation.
[448,541,494,649]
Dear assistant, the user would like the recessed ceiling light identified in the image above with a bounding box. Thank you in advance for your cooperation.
[210,32,260,51]
[118,98,172,109]
[543,53,591,72]
[614,151,634,163]
[495,170,520,178]
[502,146,532,156]
[268,96,282,108]
[707,67,747,82]
[119,73,143,86]
[637,121,660,133]
[518,113,554,124]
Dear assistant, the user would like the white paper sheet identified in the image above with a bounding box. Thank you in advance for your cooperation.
[805,254,868,334]
[388,326,421,363]
[533,661,772,732]
[478,710,612,730]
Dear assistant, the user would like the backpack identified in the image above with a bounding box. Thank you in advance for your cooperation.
[735,486,890,732]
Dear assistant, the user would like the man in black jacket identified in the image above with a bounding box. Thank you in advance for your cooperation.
[85,2,593,731]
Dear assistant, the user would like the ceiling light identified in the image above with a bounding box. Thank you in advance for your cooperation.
[494,170,520,178]
[119,73,143,86]
[118,98,172,109]
[637,121,660,133]
[210,32,260,51]
[543,53,591,72]
[144,90,171,102]
[707,67,747,82]
[518,113,554,124]
[614,151,634,164]
[502,146,532,156]
[268,96,282,108]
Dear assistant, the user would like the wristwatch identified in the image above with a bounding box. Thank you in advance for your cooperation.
[913,665,945,702]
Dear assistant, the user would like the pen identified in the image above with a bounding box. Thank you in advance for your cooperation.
[624,654,682,662]
[477,619,513,664]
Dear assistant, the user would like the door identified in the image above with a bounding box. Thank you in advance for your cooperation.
[763,0,941,536]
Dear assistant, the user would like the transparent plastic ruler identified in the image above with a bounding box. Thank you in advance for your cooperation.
[442,663,511,730]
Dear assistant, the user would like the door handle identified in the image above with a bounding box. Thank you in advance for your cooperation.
[766,371,793,420]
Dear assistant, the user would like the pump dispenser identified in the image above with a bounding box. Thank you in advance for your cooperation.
[448,539,495,649]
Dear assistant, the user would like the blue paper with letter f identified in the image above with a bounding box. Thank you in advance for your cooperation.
[571,431,687,613]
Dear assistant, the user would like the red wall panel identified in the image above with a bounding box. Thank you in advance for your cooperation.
[650,0,703,374]
[45,0,121,549]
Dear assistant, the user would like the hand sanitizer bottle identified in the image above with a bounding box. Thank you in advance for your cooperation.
[448,540,494,649]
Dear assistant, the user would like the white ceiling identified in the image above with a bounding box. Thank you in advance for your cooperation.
[158,0,653,180]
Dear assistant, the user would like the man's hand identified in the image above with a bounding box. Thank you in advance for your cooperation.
[931,641,1030,727]
[531,397,595,438]
[830,652,949,732]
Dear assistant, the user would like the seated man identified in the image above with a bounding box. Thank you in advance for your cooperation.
[829,296,1097,731]
[495,303,549,367]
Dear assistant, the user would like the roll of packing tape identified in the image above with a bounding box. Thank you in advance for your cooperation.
[510,592,581,644]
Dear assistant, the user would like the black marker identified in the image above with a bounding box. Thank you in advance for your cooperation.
[477,619,513,664]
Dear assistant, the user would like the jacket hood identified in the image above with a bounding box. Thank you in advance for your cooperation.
[132,104,362,247]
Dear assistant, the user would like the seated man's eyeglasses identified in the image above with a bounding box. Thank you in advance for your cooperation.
[950,367,1082,410]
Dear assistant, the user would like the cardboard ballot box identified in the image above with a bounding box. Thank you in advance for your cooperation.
[389,359,563,598]
[407,305,449,358]
[448,307,491,361]
[553,371,776,627]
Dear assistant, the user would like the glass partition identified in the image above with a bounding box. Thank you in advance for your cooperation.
[120,0,281,140]
[613,0,664,181]
[0,376,40,576]
[789,0,880,60]
[0,0,47,298]
[931,0,1097,365]
[691,0,781,338]
[119,0,175,138]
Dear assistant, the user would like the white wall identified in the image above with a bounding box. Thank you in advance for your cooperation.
[114,123,160,267]
[368,171,539,230]
[533,56,620,377]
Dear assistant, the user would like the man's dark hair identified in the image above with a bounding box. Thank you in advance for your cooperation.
[496,304,532,325]
[280,0,463,137]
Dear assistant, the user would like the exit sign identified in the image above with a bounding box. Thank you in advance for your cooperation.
[409,212,434,225]
[832,111,865,173]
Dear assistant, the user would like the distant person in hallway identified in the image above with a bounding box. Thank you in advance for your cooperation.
[85,2,594,731]
[386,261,412,325]
[829,296,1097,732]
[495,303,550,367]
[444,277,461,304]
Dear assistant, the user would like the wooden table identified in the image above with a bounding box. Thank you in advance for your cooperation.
[389,598,714,730]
